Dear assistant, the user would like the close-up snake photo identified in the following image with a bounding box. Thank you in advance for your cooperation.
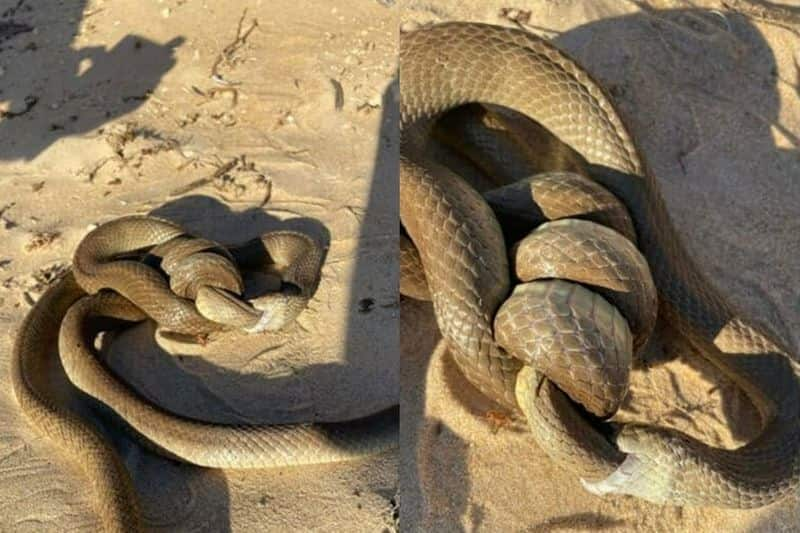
[400,19,798,507]
[399,6,800,531]
[2,1,799,531]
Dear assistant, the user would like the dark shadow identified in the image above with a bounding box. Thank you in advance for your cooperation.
[748,500,800,533]
[126,444,232,532]
[400,299,470,533]
[342,78,401,521]
[149,195,330,247]
[555,7,799,452]
[440,349,527,433]
[402,6,800,529]
[0,1,183,160]
[529,511,626,532]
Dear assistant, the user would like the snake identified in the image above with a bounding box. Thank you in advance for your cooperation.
[11,215,398,532]
[399,22,800,508]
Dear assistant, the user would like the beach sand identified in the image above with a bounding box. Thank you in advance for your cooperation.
[0,1,398,531]
[2,0,800,531]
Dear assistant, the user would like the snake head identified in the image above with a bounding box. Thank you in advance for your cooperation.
[580,424,677,504]
[247,284,305,333]
[243,307,277,333]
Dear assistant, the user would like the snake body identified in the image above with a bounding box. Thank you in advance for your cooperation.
[400,22,800,508]
[12,216,398,532]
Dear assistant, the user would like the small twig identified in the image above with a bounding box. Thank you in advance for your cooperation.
[499,7,560,37]
[83,7,105,18]
[80,156,114,183]
[0,95,38,119]
[206,86,239,107]
[708,9,733,32]
[722,0,800,35]
[499,7,531,28]
[634,2,741,47]
[210,8,259,84]
[330,78,344,110]
[175,155,201,171]
[169,157,239,197]
[169,179,210,198]
[191,85,240,107]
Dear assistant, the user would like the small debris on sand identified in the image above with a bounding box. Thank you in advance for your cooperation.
[24,231,60,251]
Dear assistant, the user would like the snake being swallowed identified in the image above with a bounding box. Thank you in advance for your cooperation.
[400,22,800,508]
[12,215,398,532]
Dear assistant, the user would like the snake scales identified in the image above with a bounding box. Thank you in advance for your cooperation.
[12,215,398,532]
[400,22,800,508]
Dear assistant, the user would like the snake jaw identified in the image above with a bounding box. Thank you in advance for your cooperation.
[244,308,275,333]
[580,453,646,496]
[580,428,675,504]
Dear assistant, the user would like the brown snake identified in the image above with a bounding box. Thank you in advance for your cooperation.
[12,215,398,532]
[400,22,800,508]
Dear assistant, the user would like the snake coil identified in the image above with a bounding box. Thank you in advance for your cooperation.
[400,22,800,509]
[493,174,657,481]
[12,215,398,532]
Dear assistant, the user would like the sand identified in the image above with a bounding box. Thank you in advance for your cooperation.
[2,0,799,531]
[0,1,398,531]
[398,1,800,531]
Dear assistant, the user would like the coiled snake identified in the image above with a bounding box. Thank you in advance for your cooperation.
[400,22,800,508]
[12,215,398,532]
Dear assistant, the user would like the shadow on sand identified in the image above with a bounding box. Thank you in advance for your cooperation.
[0,0,182,161]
